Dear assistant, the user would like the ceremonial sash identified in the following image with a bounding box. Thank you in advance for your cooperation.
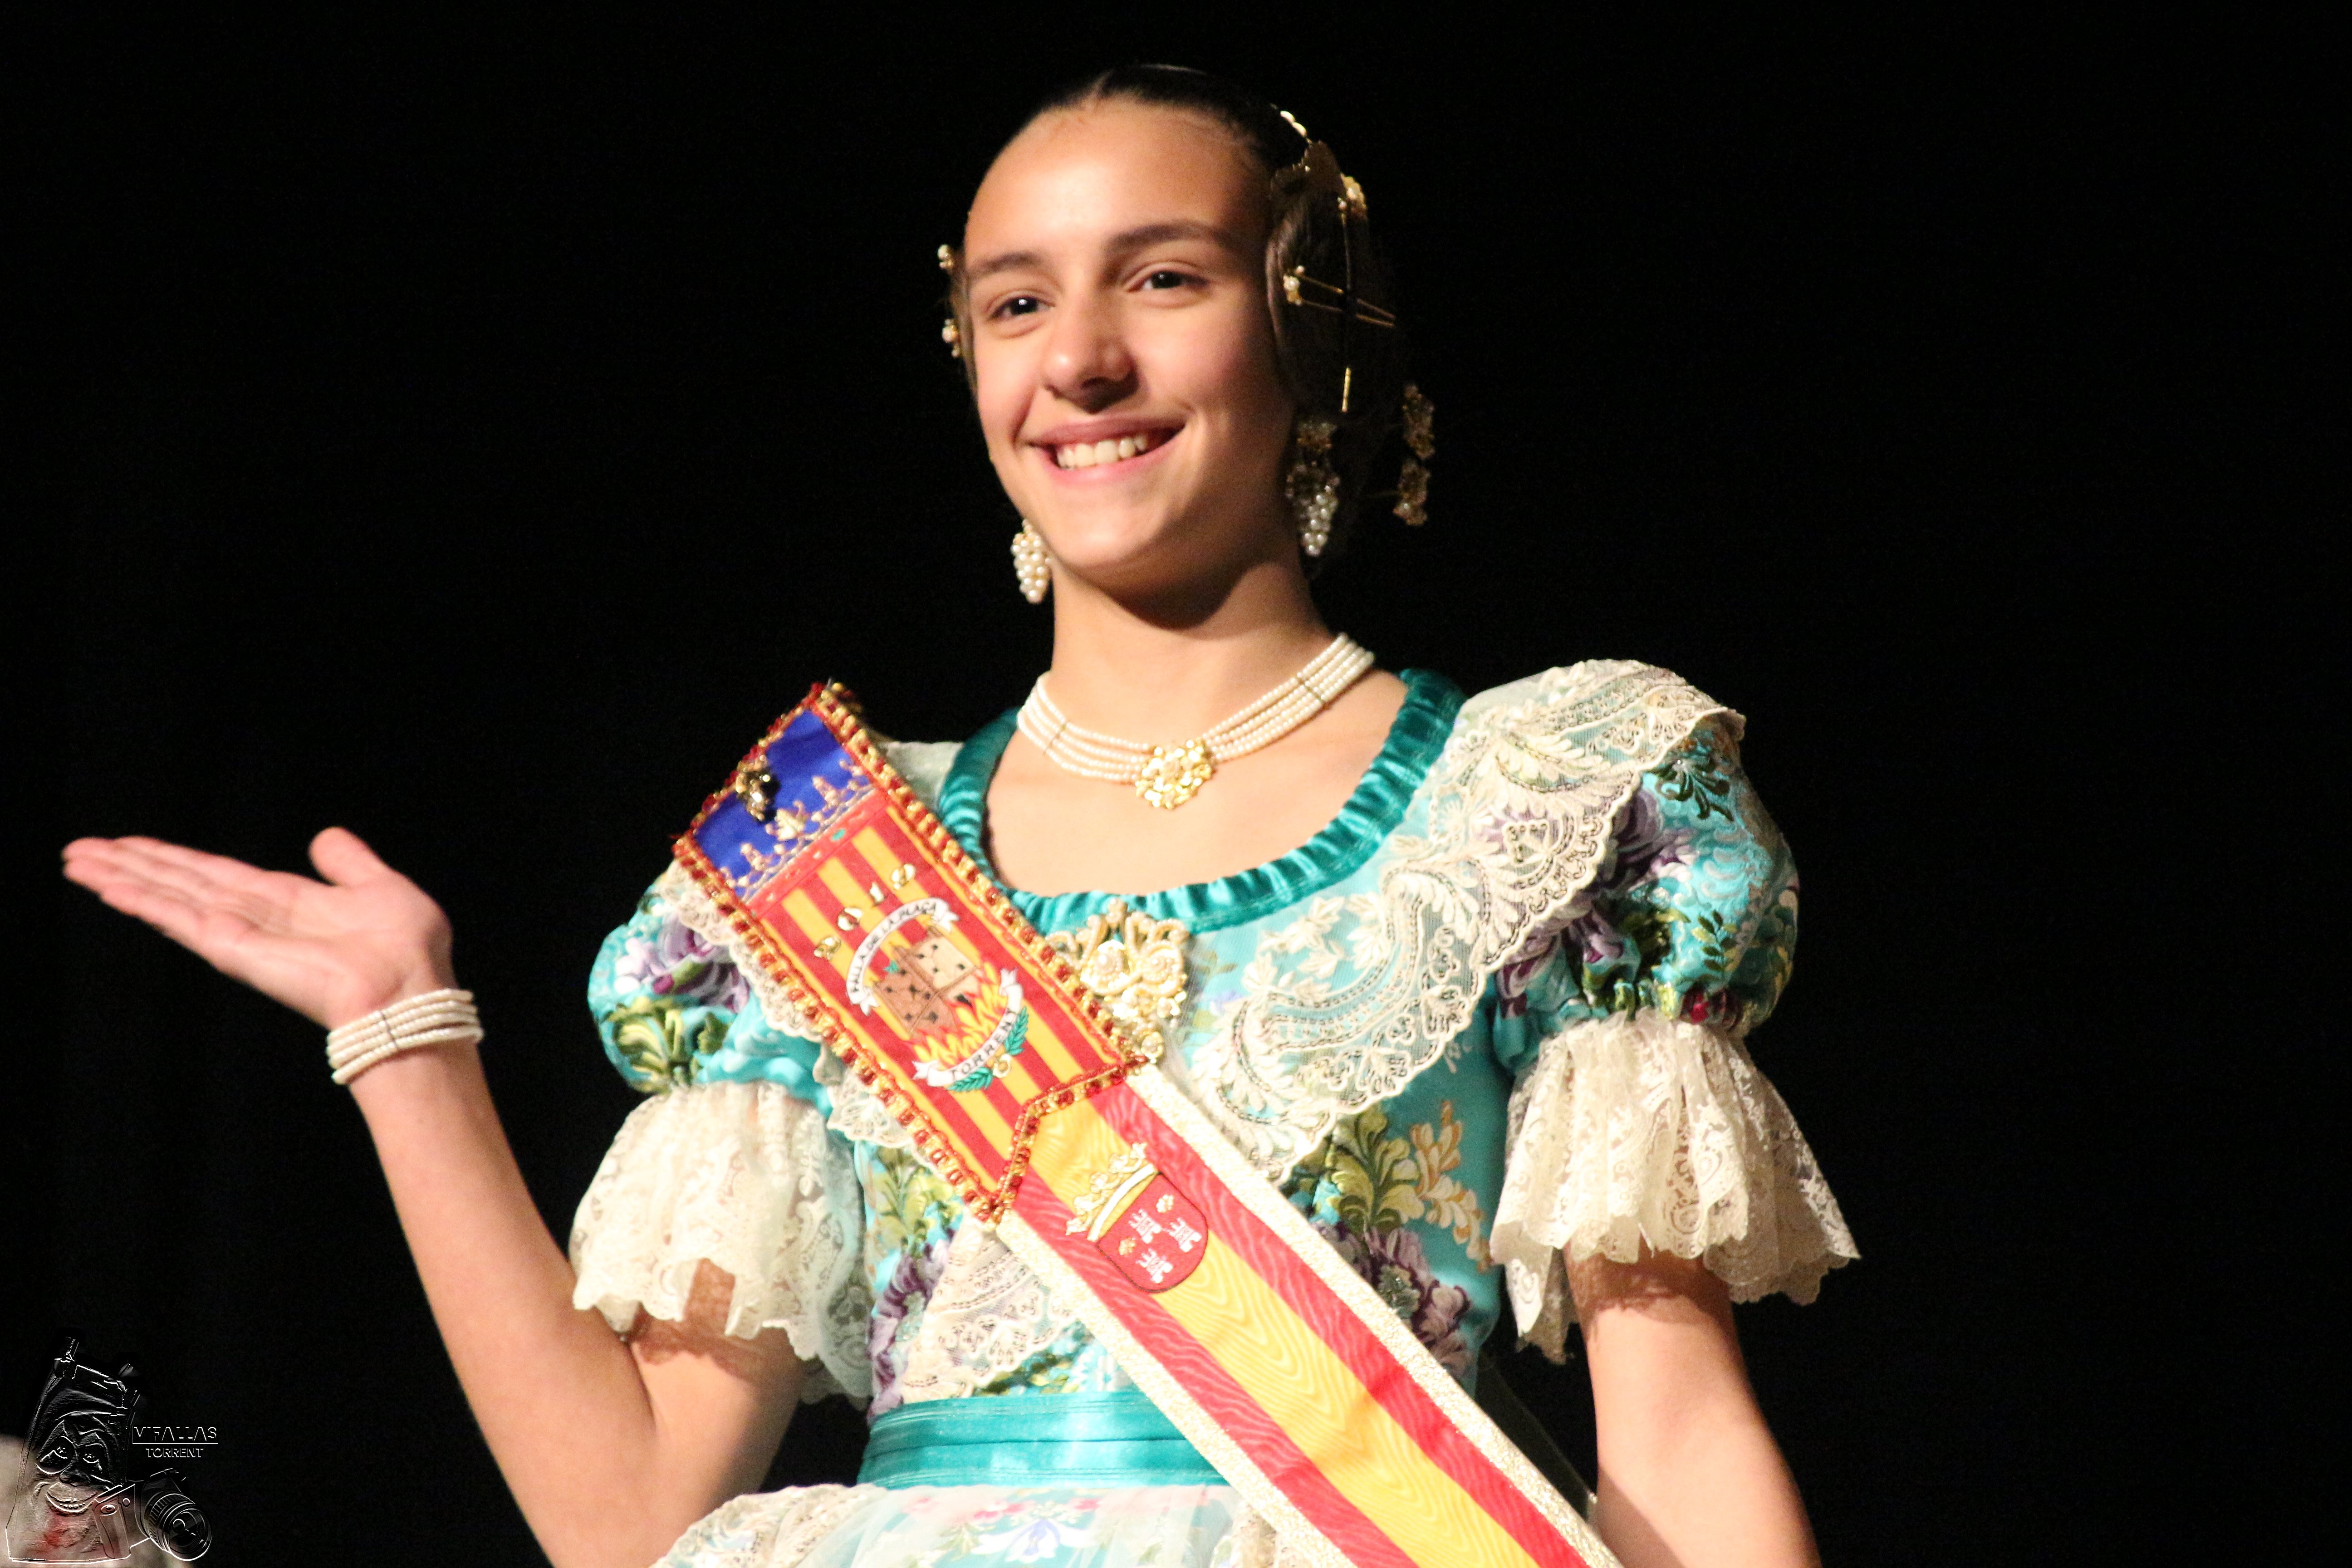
[676,685,1618,1568]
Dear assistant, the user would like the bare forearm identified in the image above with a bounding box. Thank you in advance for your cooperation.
[1590,1398,1816,1568]
[58,833,792,1562]
[1575,1250,1819,1568]
[351,1044,773,1567]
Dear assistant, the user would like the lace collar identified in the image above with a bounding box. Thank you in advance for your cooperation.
[936,667,1465,936]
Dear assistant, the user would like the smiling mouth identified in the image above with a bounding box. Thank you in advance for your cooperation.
[1047,428,1176,470]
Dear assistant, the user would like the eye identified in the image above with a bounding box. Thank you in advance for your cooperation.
[1141,270,1194,292]
[990,294,1045,320]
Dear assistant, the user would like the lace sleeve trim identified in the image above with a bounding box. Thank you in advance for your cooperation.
[1490,1011,1857,1359]
[568,1080,873,1403]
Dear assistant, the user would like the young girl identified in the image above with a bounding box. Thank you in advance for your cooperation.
[64,66,1854,1568]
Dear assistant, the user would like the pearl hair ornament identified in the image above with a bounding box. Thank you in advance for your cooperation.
[939,244,963,359]
[325,988,483,1085]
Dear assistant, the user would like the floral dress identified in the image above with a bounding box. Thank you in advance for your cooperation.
[567,663,1856,1568]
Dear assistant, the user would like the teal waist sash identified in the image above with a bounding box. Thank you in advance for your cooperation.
[858,1391,1223,1489]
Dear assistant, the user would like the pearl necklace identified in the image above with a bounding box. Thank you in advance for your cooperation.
[1017,634,1377,809]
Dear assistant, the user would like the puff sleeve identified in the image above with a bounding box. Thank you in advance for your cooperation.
[1486,718,1856,1358]
[567,877,872,1401]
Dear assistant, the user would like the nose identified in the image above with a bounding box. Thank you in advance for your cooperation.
[1040,289,1137,413]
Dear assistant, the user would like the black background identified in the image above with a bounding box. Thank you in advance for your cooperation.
[17,9,2324,1565]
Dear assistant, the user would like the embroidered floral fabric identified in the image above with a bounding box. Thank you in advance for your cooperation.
[567,664,1855,1568]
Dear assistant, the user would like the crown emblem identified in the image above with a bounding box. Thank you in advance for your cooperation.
[1062,1141,1157,1240]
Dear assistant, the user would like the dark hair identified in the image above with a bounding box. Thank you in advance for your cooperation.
[943,65,1422,564]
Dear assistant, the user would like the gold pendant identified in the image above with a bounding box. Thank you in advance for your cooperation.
[1133,740,1214,809]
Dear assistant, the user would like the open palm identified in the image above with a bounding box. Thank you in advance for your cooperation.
[62,828,455,1029]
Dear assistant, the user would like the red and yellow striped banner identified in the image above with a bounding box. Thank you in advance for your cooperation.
[676,686,1612,1568]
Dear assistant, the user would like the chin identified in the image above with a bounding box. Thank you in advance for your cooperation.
[1040,508,1191,578]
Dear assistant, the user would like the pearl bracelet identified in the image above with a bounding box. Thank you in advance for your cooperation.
[324,988,482,1085]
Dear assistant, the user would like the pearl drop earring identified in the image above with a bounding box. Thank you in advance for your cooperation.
[1011,520,1051,603]
[1285,417,1340,557]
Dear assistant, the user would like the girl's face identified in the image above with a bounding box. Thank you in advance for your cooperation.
[963,102,1296,601]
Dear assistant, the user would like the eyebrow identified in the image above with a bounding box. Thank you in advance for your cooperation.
[964,220,1244,285]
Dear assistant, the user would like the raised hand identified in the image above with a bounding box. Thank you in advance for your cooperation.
[61,828,456,1029]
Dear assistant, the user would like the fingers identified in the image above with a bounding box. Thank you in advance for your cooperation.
[67,837,295,916]
[61,838,317,960]
[71,836,293,900]
[61,839,196,906]
[78,872,220,951]
[62,845,246,956]
[68,830,442,947]
[309,827,392,887]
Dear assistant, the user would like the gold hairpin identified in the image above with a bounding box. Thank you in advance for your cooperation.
[1280,266,1396,328]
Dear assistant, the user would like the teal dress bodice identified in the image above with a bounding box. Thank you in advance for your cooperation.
[579,662,1856,1565]
[584,666,1809,1429]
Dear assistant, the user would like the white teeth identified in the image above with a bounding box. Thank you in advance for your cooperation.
[1051,431,1165,469]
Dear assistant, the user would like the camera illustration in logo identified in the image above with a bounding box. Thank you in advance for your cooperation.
[3,1341,210,1564]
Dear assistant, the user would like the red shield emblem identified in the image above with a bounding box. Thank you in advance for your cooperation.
[1097,1173,1208,1293]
